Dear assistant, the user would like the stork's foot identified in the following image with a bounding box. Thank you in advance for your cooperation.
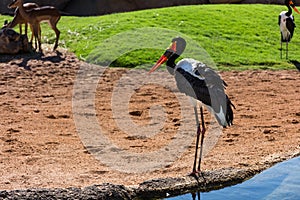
[188,170,201,177]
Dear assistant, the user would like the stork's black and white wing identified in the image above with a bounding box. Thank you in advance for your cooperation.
[174,59,211,105]
[286,17,295,39]
[279,11,296,42]
[174,58,234,127]
[194,61,235,127]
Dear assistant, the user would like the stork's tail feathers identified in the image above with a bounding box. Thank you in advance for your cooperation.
[213,95,235,128]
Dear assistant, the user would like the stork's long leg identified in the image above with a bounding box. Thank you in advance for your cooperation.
[197,106,206,172]
[286,41,288,60]
[280,41,283,59]
[192,104,201,174]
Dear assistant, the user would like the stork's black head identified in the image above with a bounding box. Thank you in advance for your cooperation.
[286,0,295,6]
[286,0,300,14]
[171,37,186,56]
[149,37,186,73]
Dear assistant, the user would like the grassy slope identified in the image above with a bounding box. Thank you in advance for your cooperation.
[1,4,299,70]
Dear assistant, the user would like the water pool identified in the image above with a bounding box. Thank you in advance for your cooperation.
[166,156,300,200]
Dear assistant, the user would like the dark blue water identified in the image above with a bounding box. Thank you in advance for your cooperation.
[166,156,300,200]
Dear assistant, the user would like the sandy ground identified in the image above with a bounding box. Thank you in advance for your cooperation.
[0,50,299,190]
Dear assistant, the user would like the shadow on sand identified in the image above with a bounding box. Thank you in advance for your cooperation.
[0,50,64,70]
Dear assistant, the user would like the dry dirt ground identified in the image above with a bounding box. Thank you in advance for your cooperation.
[0,50,299,191]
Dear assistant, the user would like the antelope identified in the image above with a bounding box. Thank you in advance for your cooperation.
[8,0,61,52]
[7,2,40,49]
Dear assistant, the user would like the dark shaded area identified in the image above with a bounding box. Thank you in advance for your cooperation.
[61,0,209,16]
[1,0,70,15]
[0,0,288,16]
[289,60,300,71]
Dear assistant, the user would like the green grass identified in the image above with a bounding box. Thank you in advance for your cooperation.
[1,4,299,70]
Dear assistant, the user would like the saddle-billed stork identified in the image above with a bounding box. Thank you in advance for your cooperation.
[149,37,235,174]
[278,0,300,59]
